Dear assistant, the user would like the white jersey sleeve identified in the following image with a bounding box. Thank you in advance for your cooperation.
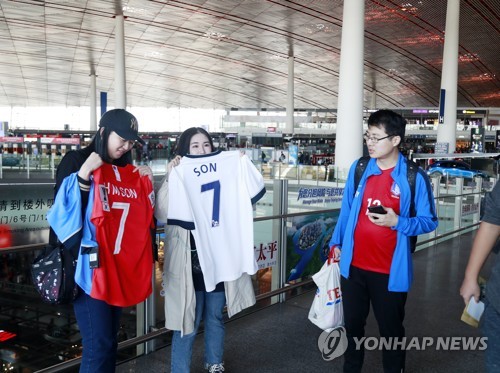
[240,153,266,204]
[167,166,195,230]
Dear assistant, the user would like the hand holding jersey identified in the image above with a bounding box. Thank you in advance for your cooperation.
[133,164,154,183]
[78,151,104,180]
[49,163,155,307]
[168,155,182,173]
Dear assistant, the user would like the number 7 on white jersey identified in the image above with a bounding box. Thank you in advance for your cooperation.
[201,181,221,227]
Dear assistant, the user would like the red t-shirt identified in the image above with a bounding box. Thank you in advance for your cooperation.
[351,167,400,274]
[90,164,155,307]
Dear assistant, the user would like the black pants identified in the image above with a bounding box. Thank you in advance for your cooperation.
[341,266,407,373]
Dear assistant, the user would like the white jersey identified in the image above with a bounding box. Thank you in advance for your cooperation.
[167,150,266,291]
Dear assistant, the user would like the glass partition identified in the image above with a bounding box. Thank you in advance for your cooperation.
[0,172,495,372]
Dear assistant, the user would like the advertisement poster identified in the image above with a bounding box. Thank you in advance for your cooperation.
[286,211,340,282]
[470,127,485,153]
[254,240,278,269]
[275,150,288,164]
[288,144,298,166]
[260,147,273,164]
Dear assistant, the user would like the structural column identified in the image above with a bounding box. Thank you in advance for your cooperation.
[90,72,97,130]
[335,0,365,172]
[115,14,127,109]
[436,0,460,153]
[285,56,294,134]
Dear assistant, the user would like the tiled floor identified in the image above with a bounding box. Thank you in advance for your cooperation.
[117,229,493,372]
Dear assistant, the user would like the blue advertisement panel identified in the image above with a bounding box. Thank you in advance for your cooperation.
[438,89,445,124]
[100,91,107,116]
[288,144,298,166]
[286,211,340,282]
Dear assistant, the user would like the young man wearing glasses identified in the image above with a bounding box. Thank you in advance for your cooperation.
[329,109,438,372]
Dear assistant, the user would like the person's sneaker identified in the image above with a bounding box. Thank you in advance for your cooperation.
[206,362,225,372]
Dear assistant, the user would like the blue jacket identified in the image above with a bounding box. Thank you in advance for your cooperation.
[329,153,438,292]
[47,172,98,296]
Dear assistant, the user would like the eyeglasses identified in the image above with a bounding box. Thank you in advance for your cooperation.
[363,133,394,144]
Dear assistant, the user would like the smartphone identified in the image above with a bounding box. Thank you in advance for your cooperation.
[368,205,387,215]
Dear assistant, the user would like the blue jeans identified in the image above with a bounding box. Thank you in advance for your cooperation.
[73,292,122,373]
[482,301,500,373]
[171,290,226,372]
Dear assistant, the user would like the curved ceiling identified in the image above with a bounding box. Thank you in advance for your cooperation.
[0,0,498,110]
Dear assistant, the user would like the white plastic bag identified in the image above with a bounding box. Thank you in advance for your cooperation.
[308,258,343,331]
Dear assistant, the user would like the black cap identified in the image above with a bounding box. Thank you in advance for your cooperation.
[99,109,145,145]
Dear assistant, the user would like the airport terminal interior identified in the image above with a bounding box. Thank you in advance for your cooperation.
[0,0,499,372]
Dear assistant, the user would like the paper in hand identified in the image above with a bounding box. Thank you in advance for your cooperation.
[461,298,485,328]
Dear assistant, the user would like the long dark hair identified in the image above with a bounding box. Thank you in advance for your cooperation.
[91,127,132,165]
[175,127,214,156]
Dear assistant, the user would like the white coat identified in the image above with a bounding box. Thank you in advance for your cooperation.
[155,175,256,336]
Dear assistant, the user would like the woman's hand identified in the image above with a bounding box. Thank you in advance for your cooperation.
[78,152,103,181]
[134,165,153,183]
[167,155,182,173]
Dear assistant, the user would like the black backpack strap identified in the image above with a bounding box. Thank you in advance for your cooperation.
[406,159,418,218]
[405,159,419,253]
[355,156,420,253]
[355,157,418,211]
[353,156,370,197]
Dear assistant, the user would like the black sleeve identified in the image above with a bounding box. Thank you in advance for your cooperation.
[483,183,500,255]
[55,151,85,194]
[151,217,158,262]
[483,182,500,226]
[56,150,91,208]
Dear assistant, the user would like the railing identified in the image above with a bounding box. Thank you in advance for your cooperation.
[0,169,495,372]
[0,152,170,180]
[11,205,482,373]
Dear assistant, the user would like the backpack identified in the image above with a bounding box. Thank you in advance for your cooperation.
[354,156,419,253]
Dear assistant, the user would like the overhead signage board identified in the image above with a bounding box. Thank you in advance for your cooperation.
[434,142,449,154]
[0,137,24,143]
[40,137,80,145]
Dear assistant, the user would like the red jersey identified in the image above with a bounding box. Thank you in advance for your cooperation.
[351,167,400,274]
[90,164,155,307]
